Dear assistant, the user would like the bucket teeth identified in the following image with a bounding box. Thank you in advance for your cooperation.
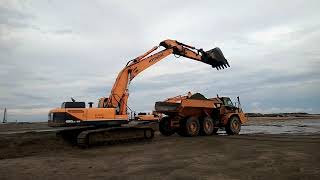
[201,47,230,70]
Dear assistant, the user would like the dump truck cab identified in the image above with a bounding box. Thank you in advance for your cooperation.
[214,97,247,133]
[220,97,234,107]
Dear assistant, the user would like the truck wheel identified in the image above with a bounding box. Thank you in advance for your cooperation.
[144,129,154,139]
[225,116,241,135]
[199,116,214,136]
[185,116,200,137]
[159,117,175,136]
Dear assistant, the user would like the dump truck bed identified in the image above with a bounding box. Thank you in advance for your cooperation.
[155,98,218,116]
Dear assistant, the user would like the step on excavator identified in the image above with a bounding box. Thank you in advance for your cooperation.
[48,39,230,147]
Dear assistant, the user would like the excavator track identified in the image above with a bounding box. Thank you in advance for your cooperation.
[57,124,155,147]
[77,127,154,147]
[57,126,96,144]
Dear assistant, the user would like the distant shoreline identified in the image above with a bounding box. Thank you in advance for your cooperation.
[1,113,320,123]
[246,112,320,117]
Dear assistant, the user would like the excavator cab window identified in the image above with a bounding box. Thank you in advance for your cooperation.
[61,102,86,108]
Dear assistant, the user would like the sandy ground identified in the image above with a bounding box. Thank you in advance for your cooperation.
[0,117,319,180]
[0,122,49,132]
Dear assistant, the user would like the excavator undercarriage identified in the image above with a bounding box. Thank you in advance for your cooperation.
[58,124,155,147]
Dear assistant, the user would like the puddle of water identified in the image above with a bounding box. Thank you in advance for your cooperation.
[240,119,320,135]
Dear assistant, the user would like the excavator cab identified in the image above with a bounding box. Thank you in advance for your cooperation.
[98,97,108,108]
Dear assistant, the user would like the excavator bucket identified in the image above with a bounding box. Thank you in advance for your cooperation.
[201,47,230,70]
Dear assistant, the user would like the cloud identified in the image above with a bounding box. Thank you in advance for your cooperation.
[0,6,33,28]
[0,0,320,121]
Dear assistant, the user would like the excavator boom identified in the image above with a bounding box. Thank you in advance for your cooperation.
[104,39,230,114]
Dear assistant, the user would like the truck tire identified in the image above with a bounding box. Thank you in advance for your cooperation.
[159,117,175,136]
[199,116,214,136]
[225,116,241,135]
[144,129,155,139]
[184,116,200,137]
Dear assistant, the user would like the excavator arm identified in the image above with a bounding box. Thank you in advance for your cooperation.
[99,39,230,115]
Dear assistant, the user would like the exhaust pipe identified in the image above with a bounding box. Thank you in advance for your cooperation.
[200,47,230,70]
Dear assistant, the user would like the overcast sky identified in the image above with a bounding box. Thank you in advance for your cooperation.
[0,0,319,122]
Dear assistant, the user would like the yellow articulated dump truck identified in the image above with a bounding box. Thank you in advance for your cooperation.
[156,92,247,136]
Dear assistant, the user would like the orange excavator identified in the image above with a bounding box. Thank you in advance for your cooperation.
[48,39,230,146]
